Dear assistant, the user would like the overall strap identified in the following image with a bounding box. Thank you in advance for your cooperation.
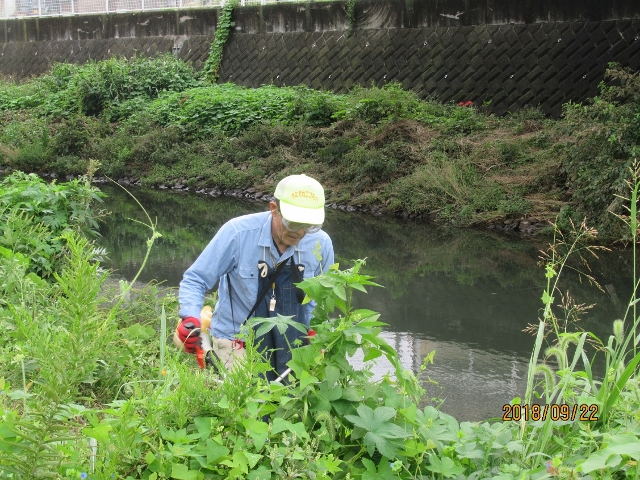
[228,257,290,329]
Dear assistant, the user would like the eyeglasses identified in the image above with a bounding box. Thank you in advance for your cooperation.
[280,213,322,234]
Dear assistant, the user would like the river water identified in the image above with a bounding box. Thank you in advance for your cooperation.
[97,184,633,422]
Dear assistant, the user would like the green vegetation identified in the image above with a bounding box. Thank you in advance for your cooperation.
[1,57,639,240]
[1,170,639,479]
[0,168,104,278]
[346,0,357,35]
[202,0,240,82]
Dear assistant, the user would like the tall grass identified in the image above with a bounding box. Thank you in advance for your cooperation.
[515,164,640,476]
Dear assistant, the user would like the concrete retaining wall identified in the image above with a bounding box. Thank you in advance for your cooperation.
[2,0,640,115]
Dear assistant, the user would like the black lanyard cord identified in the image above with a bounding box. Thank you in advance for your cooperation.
[228,256,291,334]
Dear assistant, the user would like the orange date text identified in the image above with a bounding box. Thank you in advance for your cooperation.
[502,404,599,422]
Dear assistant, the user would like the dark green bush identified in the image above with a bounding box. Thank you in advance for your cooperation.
[468,183,507,211]
[74,55,201,117]
[8,56,201,119]
[287,86,340,126]
[11,128,52,170]
[51,115,108,157]
[52,156,90,175]
[338,146,396,192]
[93,134,136,178]
[145,84,346,136]
[561,64,640,235]
[0,171,104,278]
[337,82,421,124]
[317,136,361,165]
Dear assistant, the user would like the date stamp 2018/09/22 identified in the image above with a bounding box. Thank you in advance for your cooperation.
[502,404,599,422]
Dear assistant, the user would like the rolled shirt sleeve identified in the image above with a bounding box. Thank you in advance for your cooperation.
[178,221,238,320]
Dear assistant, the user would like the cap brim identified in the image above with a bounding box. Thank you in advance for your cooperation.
[280,202,325,225]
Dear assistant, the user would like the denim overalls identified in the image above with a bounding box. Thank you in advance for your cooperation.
[253,255,306,382]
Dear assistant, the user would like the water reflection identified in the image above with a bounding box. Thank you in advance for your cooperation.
[349,332,529,421]
[97,184,633,422]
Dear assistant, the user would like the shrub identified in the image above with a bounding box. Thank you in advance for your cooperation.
[144,84,344,136]
[50,115,108,157]
[12,142,52,170]
[73,55,201,117]
[317,136,361,165]
[0,171,104,278]
[338,82,421,124]
[561,63,640,236]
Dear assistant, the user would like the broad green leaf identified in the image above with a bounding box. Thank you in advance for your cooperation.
[401,438,430,457]
[580,450,623,473]
[332,284,347,300]
[217,396,229,409]
[243,418,269,451]
[607,434,640,459]
[324,365,340,386]
[193,417,213,438]
[168,443,193,457]
[271,418,310,439]
[318,379,342,402]
[221,451,249,474]
[345,405,410,458]
[299,370,319,389]
[426,455,465,478]
[205,439,229,465]
[350,309,381,321]
[289,345,323,377]
[361,456,398,480]
[244,451,263,469]
[247,465,273,480]
[316,453,343,474]
[125,323,155,340]
[82,422,111,444]
[399,404,417,423]
[25,272,47,288]
[170,463,201,480]
[341,386,363,402]
[363,430,406,458]
[455,441,484,460]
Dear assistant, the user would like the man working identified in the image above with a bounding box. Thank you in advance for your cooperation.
[175,174,335,381]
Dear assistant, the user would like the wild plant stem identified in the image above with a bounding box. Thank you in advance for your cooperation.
[20,357,27,415]
[160,305,167,379]
[344,446,367,466]
[104,177,162,314]
[630,166,638,356]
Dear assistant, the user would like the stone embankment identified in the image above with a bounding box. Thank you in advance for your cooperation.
[29,171,551,237]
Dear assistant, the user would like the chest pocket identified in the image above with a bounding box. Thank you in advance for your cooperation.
[236,265,258,297]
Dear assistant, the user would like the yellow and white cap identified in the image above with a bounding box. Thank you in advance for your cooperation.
[274,174,325,225]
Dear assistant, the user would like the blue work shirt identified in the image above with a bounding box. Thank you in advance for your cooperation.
[178,211,335,340]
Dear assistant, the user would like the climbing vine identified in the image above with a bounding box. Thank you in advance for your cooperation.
[203,0,239,83]
[346,0,356,36]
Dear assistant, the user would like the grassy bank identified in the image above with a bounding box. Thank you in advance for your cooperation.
[1,170,640,479]
[1,56,639,241]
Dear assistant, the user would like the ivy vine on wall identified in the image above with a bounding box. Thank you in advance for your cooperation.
[203,0,240,83]
[346,0,357,36]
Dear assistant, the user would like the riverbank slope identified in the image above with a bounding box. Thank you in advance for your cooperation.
[1,57,638,241]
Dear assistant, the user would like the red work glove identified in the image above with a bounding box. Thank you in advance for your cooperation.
[176,317,201,353]
[305,328,316,345]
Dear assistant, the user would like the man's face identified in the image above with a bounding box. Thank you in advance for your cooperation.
[270,201,306,248]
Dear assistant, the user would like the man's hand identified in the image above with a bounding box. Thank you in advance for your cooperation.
[176,317,201,353]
